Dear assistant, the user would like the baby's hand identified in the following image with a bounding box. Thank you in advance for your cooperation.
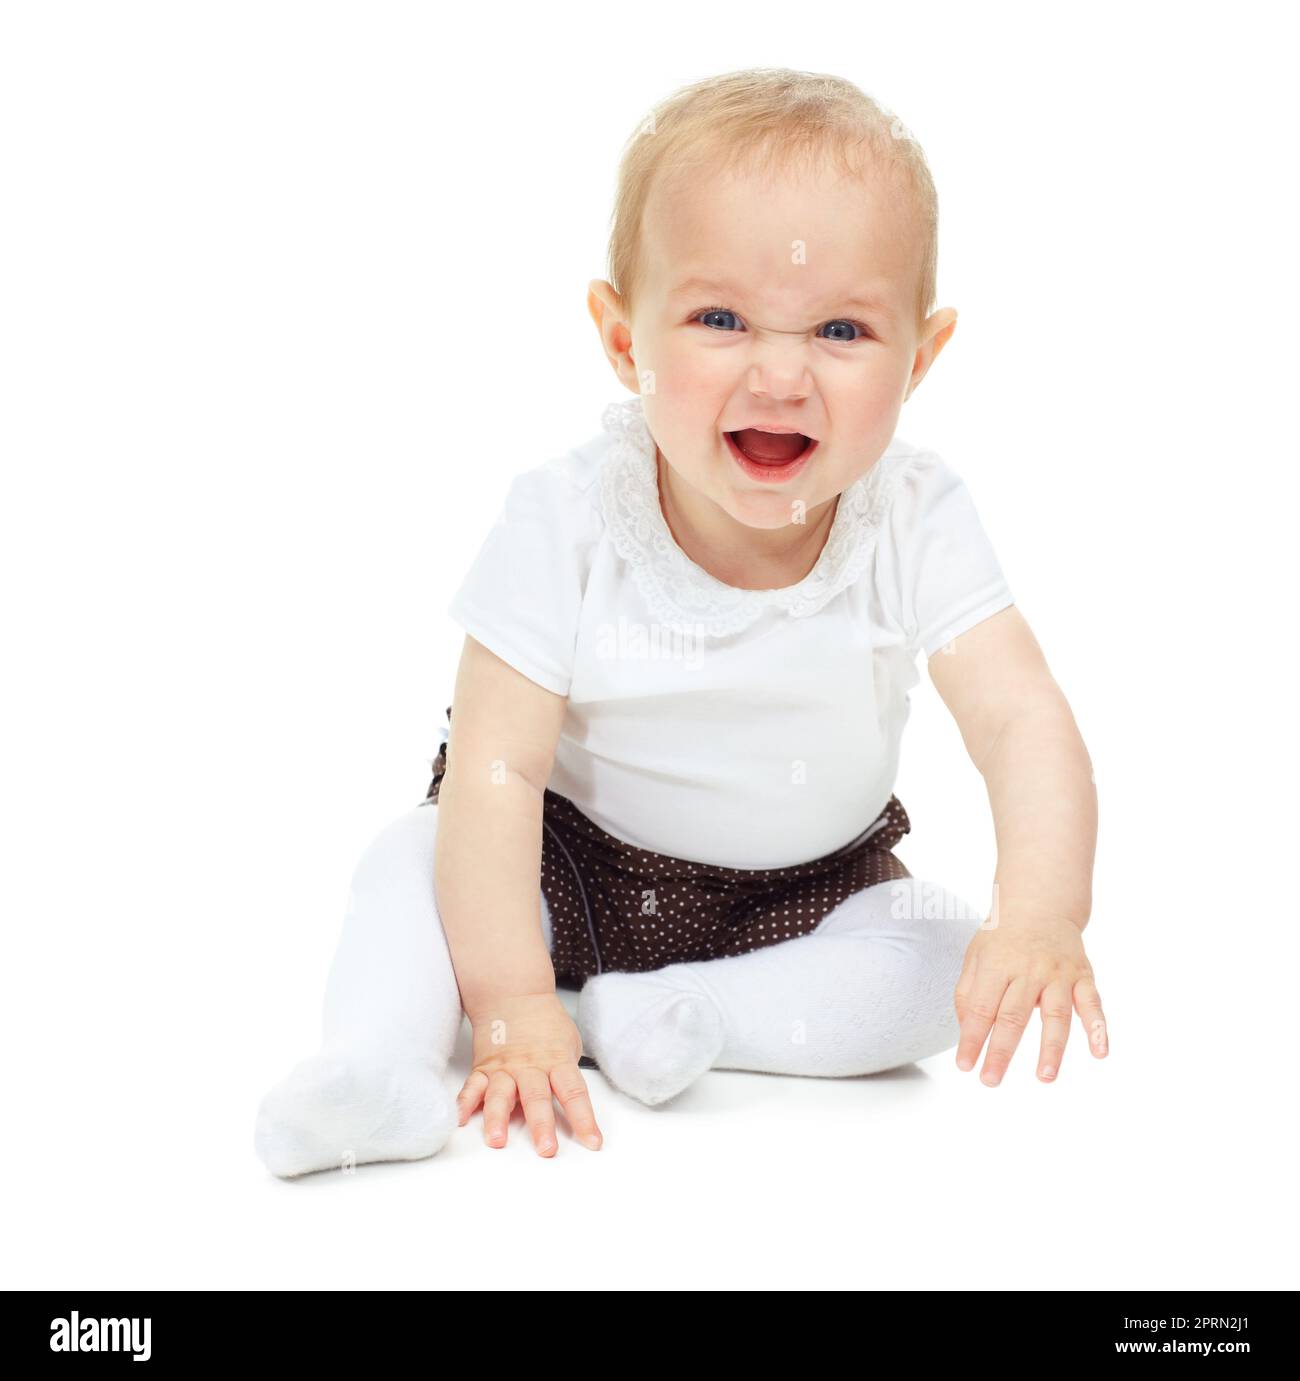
[953,913,1108,1086]
[458,992,603,1156]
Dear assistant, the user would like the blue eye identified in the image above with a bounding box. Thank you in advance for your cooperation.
[690,306,873,341]
[694,307,742,331]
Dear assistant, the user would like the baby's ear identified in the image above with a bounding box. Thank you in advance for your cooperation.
[586,279,619,327]
[932,307,958,353]
[587,281,637,387]
[907,307,958,399]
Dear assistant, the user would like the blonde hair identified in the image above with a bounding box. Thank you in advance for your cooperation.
[604,67,939,332]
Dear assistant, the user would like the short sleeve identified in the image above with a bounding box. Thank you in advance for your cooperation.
[879,449,1015,659]
[446,459,598,696]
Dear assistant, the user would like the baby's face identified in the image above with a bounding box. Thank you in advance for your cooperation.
[598,155,954,530]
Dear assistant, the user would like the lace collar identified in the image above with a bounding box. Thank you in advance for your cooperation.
[598,394,913,638]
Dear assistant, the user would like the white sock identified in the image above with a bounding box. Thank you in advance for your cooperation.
[577,969,725,1107]
[576,877,983,1106]
[254,803,553,1177]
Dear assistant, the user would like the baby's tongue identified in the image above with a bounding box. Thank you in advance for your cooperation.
[732,428,807,463]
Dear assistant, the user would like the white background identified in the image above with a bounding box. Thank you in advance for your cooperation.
[3,0,1296,1291]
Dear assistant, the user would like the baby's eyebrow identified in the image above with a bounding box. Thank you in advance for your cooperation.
[669,276,897,321]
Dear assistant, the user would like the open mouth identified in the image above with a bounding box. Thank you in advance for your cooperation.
[724,428,818,481]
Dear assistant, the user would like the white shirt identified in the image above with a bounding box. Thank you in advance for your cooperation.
[446,395,1014,870]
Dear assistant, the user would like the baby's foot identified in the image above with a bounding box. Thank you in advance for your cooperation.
[577,967,725,1107]
[254,1049,456,1178]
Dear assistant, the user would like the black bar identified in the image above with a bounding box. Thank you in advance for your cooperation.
[1,1288,1288,1364]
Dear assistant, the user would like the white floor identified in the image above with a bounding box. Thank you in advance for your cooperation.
[8,966,1293,1292]
[8,696,1295,1291]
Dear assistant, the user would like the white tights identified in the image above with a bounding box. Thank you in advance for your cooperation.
[254,802,985,1176]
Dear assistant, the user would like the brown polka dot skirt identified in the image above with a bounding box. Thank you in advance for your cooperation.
[422,705,912,989]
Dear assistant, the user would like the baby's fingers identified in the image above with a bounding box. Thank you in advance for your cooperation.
[550,1063,603,1150]
[482,1069,519,1148]
[954,966,1010,1073]
[514,1066,558,1157]
[456,1069,489,1125]
[977,978,1036,1087]
[1074,975,1109,1058]
[1036,980,1074,1081]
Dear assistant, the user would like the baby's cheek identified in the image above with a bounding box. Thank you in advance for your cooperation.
[641,374,719,443]
[849,389,906,451]
[644,353,725,405]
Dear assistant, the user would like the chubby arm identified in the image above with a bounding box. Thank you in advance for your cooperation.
[433,633,567,1017]
[926,605,1097,931]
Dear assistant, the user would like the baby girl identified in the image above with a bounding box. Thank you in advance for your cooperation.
[255,67,1105,1177]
